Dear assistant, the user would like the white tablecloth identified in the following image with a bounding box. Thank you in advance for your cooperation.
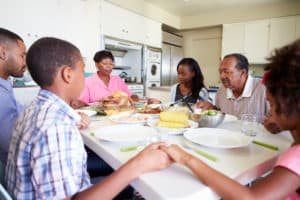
[81,116,293,200]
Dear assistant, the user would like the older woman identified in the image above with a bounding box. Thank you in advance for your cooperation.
[72,50,137,108]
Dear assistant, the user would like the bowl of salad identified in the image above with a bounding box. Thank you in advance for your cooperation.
[191,109,225,128]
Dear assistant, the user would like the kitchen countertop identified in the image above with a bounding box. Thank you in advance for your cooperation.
[147,86,171,91]
[13,85,39,88]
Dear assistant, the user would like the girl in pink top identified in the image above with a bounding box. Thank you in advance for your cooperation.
[161,39,300,199]
[71,50,135,108]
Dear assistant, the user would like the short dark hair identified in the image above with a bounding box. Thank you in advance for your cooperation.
[177,58,206,99]
[93,50,114,63]
[26,37,81,87]
[0,27,23,45]
[224,53,249,73]
[264,39,300,116]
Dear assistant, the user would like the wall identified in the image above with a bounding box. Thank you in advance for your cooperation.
[1,0,102,72]
[178,27,222,87]
[250,64,265,77]
[106,0,181,29]
[181,1,300,29]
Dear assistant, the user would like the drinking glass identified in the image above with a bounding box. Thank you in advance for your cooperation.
[241,114,259,137]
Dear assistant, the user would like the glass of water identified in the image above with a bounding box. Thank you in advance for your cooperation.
[241,114,259,137]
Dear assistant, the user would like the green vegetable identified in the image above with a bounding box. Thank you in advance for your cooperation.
[120,146,140,152]
[90,132,95,137]
[194,149,218,162]
[207,110,217,116]
[252,140,279,151]
[82,106,106,116]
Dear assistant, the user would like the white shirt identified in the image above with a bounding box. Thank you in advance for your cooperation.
[215,76,268,120]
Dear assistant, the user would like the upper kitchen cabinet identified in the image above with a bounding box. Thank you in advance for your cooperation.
[222,15,300,64]
[269,16,296,52]
[222,23,245,58]
[101,1,162,48]
[101,1,144,44]
[143,18,162,48]
[244,20,269,63]
[222,20,269,63]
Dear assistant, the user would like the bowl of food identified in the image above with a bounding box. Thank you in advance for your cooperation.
[191,109,225,127]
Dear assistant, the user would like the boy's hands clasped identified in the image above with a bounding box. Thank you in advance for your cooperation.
[132,142,192,175]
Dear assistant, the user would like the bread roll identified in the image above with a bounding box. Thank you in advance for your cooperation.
[111,91,128,98]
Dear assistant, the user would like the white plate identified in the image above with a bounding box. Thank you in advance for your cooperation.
[147,119,198,135]
[109,111,149,125]
[223,114,238,123]
[76,109,97,117]
[94,125,157,144]
[184,128,252,149]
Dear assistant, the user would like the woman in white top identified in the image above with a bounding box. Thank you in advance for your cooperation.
[170,58,210,104]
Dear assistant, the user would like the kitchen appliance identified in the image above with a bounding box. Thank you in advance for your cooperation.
[104,37,143,83]
[161,32,184,86]
[143,47,162,96]
[127,84,144,97]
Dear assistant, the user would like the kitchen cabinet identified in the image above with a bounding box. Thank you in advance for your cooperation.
[222,23,245,58]
[269,16,296,51]
[222,21,268,63]
[101,1,162,48]
[296,16,300,39]
[1,0,101,72]
[143,17,162,48]
[244,20,269,63]
[222,15,300,64]
[101,1,144,44]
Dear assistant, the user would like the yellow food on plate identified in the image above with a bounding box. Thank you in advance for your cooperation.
[167,106,190,116]
[157,120,188,129]
[159,111,188,125]
[156,111,189,129]
[105,109,120,116]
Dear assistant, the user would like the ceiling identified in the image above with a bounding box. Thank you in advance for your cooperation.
[144,0,298,16]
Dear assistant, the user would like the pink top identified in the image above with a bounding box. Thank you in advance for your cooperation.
[275,144,300,200]
[79,73,132,104]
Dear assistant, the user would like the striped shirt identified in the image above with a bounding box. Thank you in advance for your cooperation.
[5,89,91,199]
[215,76,268,120]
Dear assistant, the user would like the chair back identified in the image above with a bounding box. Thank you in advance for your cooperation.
[0,161,12,200]
[0,183,12,200]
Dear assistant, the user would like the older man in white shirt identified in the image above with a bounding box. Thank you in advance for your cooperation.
[198,53,268,120]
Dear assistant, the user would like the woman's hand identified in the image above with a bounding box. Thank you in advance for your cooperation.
[76,112,90,130]
[147,98,161,104]
[263,115,281,134]
[130,95,139,102]
[71,100,87,109]
[195,101,216,110]
[160,144,192,165]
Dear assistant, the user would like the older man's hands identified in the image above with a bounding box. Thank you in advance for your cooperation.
[195,101,217,110]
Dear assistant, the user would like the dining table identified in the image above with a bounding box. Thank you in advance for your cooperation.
[80,114,293,200]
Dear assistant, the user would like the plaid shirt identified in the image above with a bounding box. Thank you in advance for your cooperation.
[5,89,91,199]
